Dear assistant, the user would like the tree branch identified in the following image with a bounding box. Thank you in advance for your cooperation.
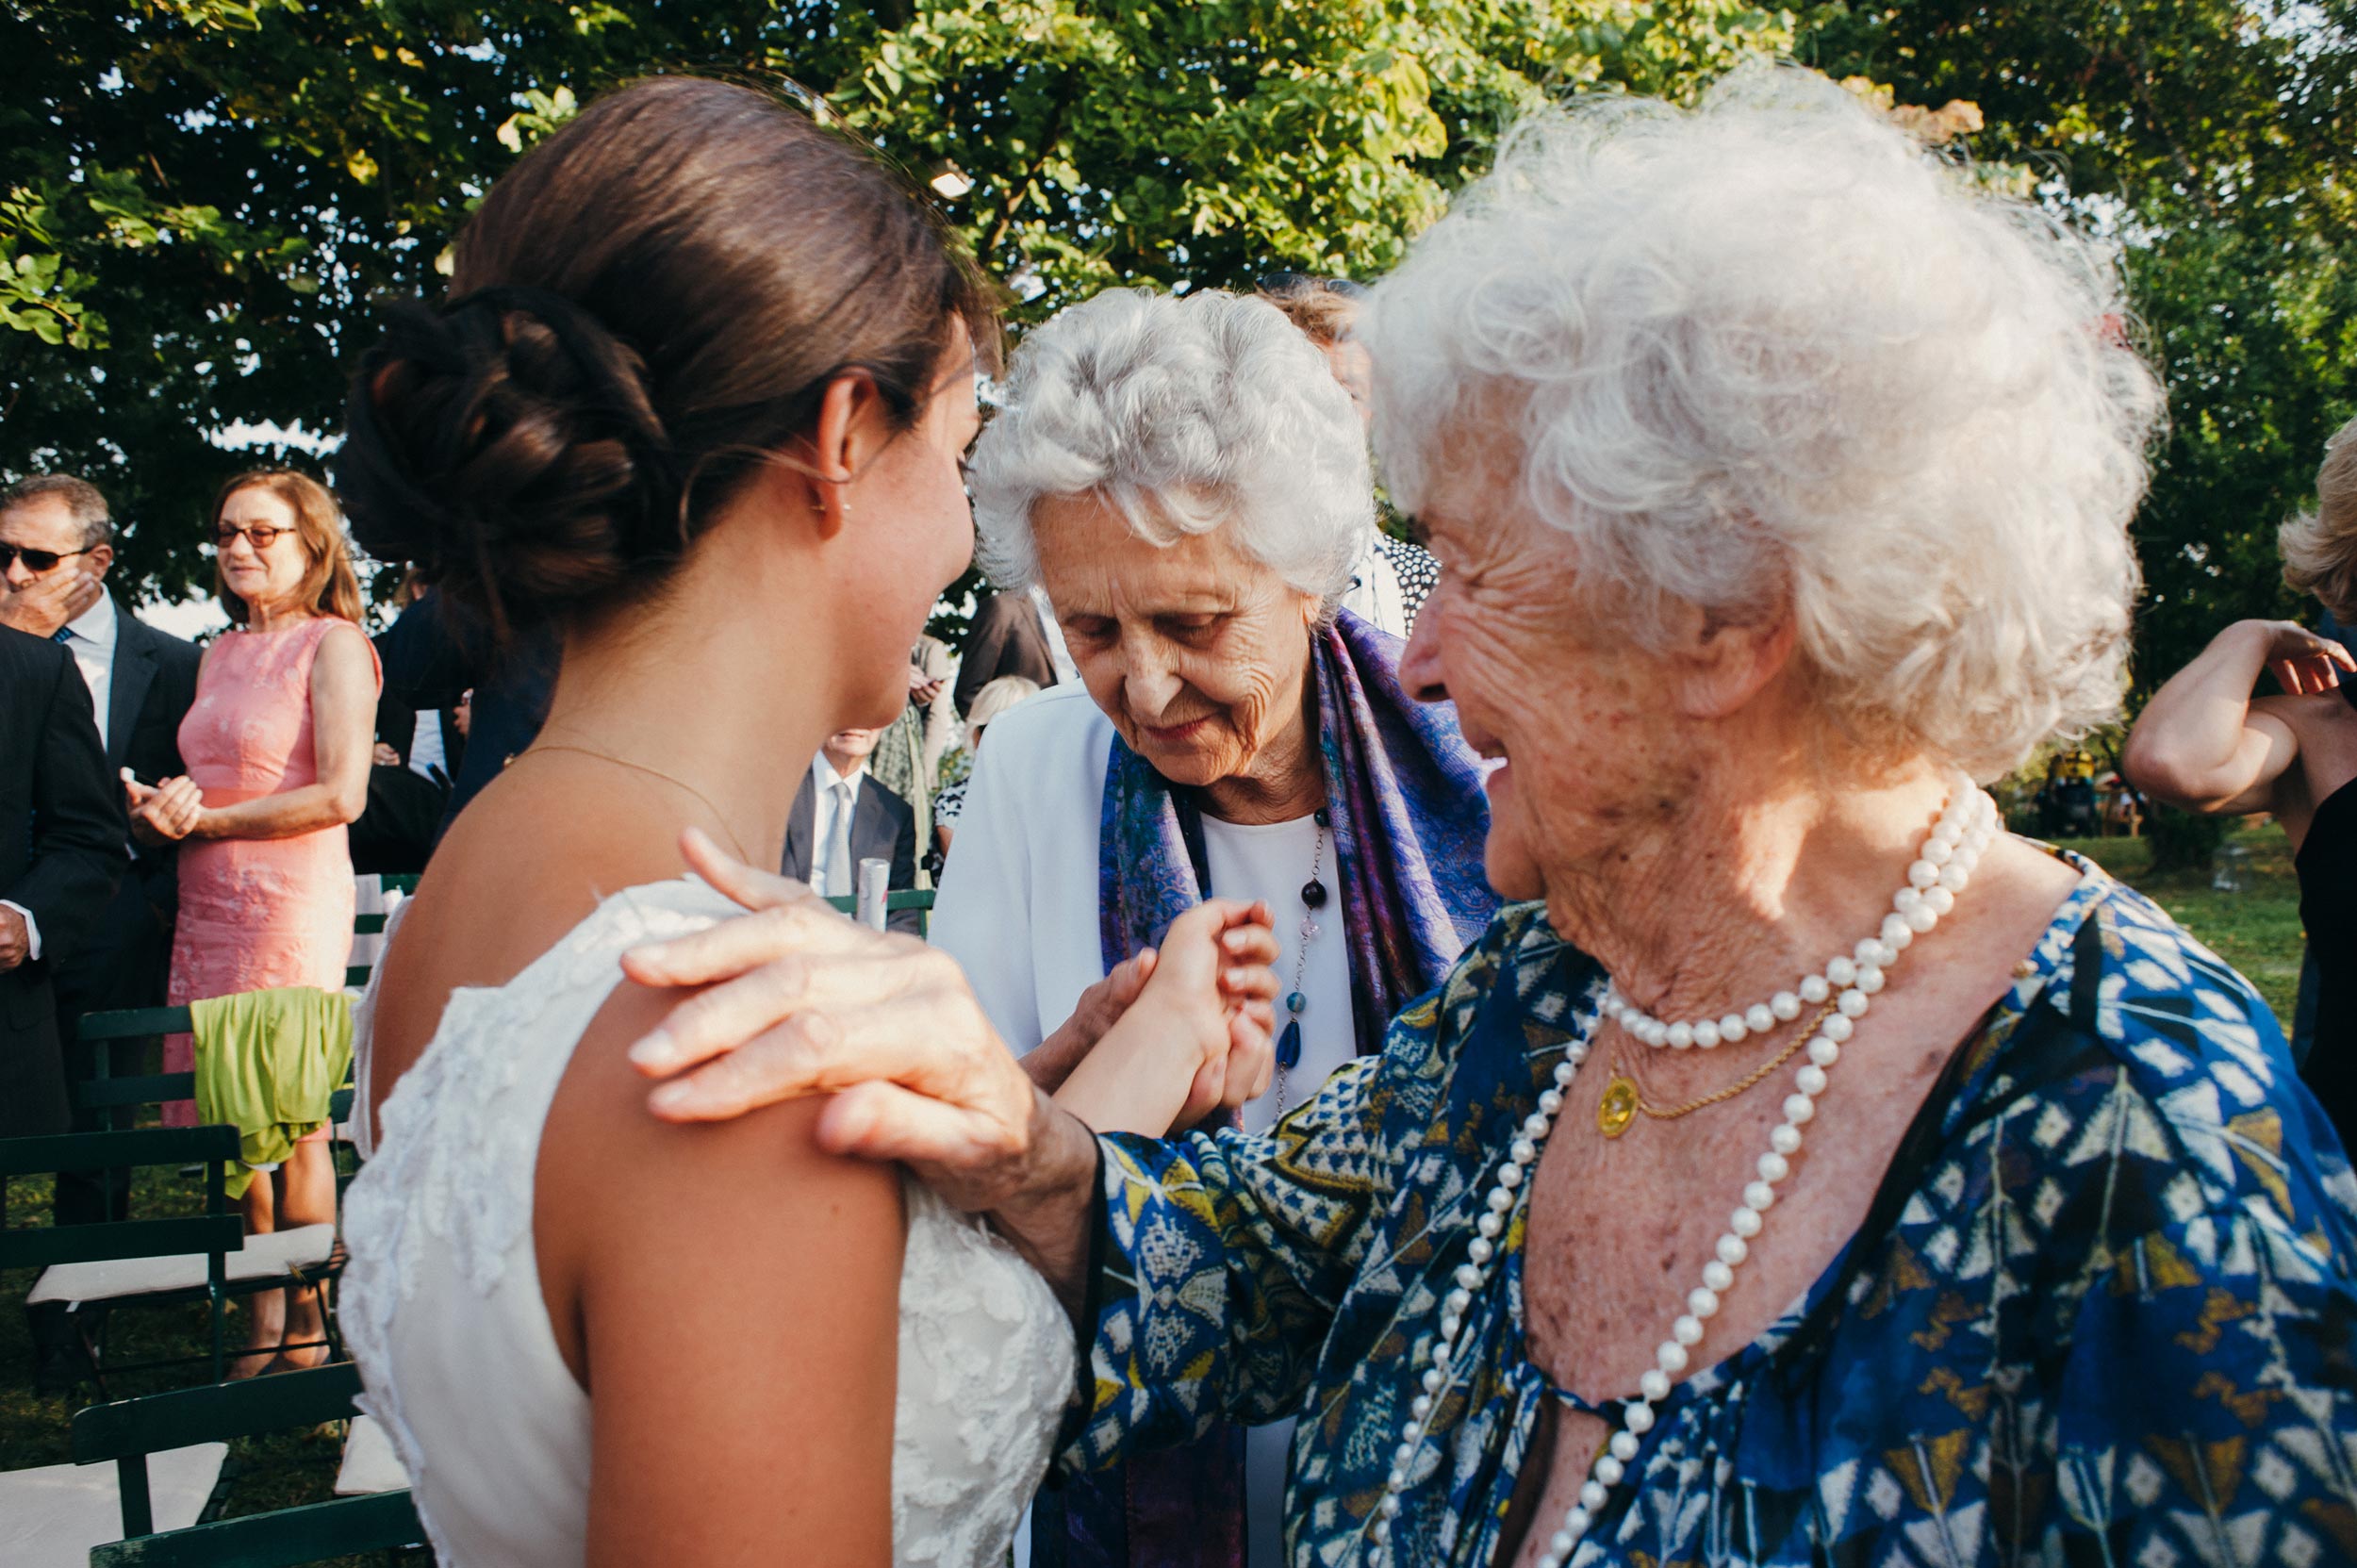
[981,77,1079,260]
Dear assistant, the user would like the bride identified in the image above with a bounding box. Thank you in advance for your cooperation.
[336,76,1275,1565]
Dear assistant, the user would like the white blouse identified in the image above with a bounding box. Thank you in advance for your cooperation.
[931,685,1361,1109]
[926,683,1360,1568]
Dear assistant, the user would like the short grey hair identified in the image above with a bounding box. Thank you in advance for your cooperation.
[968,288,1373,601]
[1359,66,2167,779]
[1,474,112,551]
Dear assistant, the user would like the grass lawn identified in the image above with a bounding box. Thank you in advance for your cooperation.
[0,821,2305,1554]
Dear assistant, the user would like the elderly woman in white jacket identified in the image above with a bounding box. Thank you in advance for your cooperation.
[929,286,1497,1568]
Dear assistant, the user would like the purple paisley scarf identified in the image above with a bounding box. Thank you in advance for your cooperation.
[1035,609,1494,1568]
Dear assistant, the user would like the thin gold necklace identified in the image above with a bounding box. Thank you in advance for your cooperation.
[519,743,754,866]
[1595,999,1840,1139]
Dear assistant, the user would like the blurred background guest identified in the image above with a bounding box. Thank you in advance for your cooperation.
[866,635,958,883]
[944,285,1494,1568]
[0,623,126,1142]
[2,472,203,1391]
[2126,412,2357,1147]
[934,673,1038,862]
[353,576,468,875]
[0,476,201,1200]
[371,583,557,837]
[780,726,921,934]
[1257,272,1440,635]
[955,584,1065,717]
[911,633,959,781]
[129,468,378,1375]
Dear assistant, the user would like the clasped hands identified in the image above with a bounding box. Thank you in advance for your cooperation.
[123,771,207,845]
[620,830,1278,1215]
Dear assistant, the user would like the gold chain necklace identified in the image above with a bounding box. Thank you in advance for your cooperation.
[1596,1000,1840,1139]
[518,743,754,866]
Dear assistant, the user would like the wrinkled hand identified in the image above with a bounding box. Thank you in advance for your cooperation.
[622,830,1052,1213]
[1052,899,1279,1135]
[0,569,101,639]
[2259,620,2357,696]
[0,904,27,972]
[907,664,945,706]
[125,773,205,845]
[1029,917,1277,1106]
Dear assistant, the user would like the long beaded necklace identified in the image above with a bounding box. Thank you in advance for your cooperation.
[1273,807,1332,1118]
[1366,772,1997,1565]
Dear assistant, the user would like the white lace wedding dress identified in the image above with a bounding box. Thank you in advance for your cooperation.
[339,879,1076,1566]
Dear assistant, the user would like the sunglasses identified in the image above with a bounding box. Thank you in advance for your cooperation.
[214,524,288,552]
[0,542,95,572]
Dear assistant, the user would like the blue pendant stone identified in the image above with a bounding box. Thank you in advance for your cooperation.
[1286,990,1307,1015]
[1277,1018,1303,1070]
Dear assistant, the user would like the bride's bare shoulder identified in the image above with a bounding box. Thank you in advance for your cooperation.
[535,970,906,1377]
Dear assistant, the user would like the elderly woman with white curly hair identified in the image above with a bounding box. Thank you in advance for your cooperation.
[933,284,1497,1568]
[620,68,2357,1567]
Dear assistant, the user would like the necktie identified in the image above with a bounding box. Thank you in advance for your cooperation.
[51,627,72,645]
[824,781,856,898]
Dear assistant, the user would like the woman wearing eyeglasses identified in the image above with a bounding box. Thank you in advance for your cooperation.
[137,468,379,1375]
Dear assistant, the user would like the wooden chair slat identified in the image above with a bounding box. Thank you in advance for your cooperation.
[89,1490,424,1567]
[73,1364,367,1461]
[76,1007,194,1043]
[1,1214,245,1273]
[0,1125,238,1177]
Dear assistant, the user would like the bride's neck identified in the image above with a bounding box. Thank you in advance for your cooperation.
[538,536,843,875]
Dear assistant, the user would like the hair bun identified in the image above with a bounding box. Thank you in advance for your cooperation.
[339,285,684,635]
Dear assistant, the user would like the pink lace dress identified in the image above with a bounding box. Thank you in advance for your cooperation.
[163,618,379,1127]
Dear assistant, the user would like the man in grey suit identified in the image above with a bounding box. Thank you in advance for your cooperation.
[0,476,203,1224]
[781,728,922,935]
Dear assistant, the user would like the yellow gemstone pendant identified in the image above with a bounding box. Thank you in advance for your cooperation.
[1597,1075,1640,1139]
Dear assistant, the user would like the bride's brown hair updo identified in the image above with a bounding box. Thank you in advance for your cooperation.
[338,75,997,639]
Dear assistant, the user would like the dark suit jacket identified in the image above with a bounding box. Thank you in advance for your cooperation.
[51,603,202,1039]
[781,772,921,935]
[372,588,556,840]
[954,590,1060,718]
[98,604,199,912]
[350,688,467,876]
[2,626,129,1134]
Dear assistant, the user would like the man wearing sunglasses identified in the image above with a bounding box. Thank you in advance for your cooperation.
[0,474,202,1390]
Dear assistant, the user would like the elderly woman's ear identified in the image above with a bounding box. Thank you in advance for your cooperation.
[1660,599,1799,721]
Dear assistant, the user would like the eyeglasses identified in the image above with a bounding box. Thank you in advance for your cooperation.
[213,524,287,552]
[0,542,95,572]
[1256,272,1368,299]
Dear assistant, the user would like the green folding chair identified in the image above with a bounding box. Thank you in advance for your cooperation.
[71,1363,425,1566]
[2,1126,246,1391]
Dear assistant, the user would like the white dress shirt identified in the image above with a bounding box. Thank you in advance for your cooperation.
[58,588,119,755]
[806,751,869,898]
[408,709,448,782]
[3,592,123,963]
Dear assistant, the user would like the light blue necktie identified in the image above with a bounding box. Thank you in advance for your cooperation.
[51,627,72,645]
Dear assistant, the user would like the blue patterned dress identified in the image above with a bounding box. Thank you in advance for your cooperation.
[1060,856,2357,1566]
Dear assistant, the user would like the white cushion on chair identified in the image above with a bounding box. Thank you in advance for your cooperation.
[26,1223,338,1308]
[335,1414,408,1494]
[0,1443,225,1567]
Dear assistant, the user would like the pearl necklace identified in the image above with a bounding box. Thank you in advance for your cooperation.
[1600,781,1999,1051]
[1366,772,1996,1566]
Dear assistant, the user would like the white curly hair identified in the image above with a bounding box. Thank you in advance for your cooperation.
[967,288,1374,602]
[1358,65,2167,779]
